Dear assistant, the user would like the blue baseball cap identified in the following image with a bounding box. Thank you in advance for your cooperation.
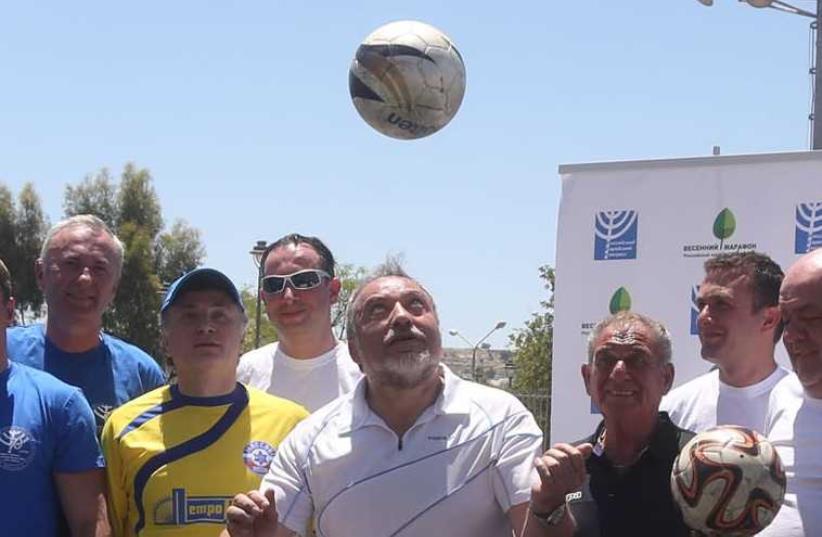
[161,268,244,313]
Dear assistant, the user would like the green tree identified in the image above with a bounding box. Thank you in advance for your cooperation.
[117,163,163,237]
[14,183,48,322]
[240,287,278,353]
[509,264,554,393]
[155,220,206,286]
[332,264,368,340]
[109,223,162,356]
[63,169,118,228]
[0,185,15,268]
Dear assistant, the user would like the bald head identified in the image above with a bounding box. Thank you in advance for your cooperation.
[787,249,822,279]
[780,249,822,398]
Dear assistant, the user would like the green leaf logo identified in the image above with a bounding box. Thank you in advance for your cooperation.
[712,208,736,241]
[609,287,632,314]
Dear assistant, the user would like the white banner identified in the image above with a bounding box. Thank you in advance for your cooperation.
[551,150,822,443]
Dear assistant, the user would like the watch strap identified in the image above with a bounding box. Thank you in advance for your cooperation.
[531,502,567,527]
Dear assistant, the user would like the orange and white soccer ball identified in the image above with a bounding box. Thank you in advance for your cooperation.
[670,426,786,536]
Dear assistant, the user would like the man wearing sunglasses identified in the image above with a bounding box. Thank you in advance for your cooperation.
[237,234,361,412]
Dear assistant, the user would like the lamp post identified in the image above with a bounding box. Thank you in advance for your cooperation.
[448,320,507,381]
[696,0,822,149]
[249,240,268,349]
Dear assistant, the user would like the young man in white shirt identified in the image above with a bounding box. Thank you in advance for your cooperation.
[237,234,361,411]
[759,248,822,537]
[661,251,788,433]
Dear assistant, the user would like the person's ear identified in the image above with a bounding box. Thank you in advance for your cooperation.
[581,363,592,396]
[329,277,341,304]
[761,305,781,334]
[662,363,675,394]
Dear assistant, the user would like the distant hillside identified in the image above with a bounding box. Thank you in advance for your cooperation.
[441,347,514,389]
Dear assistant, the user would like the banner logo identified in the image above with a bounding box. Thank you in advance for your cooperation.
[795,201,822,254]
[609,287,632,314]
[594,210,638,260]
[713,208,736,247]
[580,286,634,336]
[690,284,701,335]
[682,208,756,258]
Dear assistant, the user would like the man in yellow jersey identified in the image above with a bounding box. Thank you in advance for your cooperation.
[101,268,308,537]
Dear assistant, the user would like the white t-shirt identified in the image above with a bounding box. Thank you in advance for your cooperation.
[237,341,362,412]
[758,374,822,537]
[660,365,789,434]
[261,365,544,537]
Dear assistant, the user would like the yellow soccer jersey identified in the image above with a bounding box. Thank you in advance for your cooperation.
[101,383,307,537]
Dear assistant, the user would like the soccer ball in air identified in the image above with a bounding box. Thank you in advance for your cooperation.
[348,20,466,140]
[670,426,786,536]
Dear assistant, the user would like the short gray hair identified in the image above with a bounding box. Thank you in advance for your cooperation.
[345,258,437,342]
[40,215,125,278]
[586,311,672,364]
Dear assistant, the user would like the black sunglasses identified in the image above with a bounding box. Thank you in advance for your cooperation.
[261,269,331,294]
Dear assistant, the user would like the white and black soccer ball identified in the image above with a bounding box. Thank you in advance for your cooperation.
[670,426,786,536]
[348,20,466,140]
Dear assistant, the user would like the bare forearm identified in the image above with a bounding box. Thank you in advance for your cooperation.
[56,470,111,537]
[70,515,110,537]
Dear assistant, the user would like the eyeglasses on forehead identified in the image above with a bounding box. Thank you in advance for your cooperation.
[261,269,331,294]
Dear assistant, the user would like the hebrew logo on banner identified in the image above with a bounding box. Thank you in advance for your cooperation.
[594,210,638,260]
[795,201,822,254]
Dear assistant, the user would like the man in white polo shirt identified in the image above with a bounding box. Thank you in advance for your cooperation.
[661,251,788,433]
[224,262,553,537]
[237,234,361,412]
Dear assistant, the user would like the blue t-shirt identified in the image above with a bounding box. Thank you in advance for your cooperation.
[7,324,166,431]
[0,362,104,536]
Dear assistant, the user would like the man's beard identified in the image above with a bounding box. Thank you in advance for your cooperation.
[369,349,440,389]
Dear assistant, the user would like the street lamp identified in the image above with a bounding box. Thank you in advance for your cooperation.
[249,240,268,349]
[696,0,822,149]
[448,320,507,381]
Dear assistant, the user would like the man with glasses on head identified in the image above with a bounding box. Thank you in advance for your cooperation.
[7,215,165,432]
[530,311,693,536]
[237,234,361,412]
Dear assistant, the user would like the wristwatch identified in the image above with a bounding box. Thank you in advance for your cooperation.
[531,502,567,527]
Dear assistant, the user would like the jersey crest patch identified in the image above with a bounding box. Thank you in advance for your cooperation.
[0,426,37,471]
[242,441,276,475]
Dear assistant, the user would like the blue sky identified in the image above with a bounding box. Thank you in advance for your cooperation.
[1,1,817,348]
